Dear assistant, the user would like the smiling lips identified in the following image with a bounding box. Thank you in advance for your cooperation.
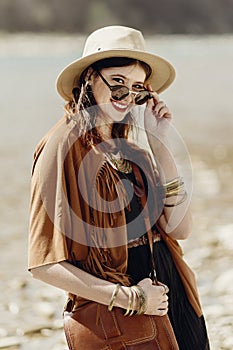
[111,100,128,112]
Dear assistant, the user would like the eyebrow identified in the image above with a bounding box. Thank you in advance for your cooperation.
[110,74,144,85]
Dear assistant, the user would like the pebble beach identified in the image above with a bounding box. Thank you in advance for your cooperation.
[0,33,233,349]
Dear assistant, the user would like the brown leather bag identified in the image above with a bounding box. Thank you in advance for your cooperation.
[64,301,179,350]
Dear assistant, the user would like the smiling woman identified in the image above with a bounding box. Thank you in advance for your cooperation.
[71,57,153,139]
[28,25,210,349]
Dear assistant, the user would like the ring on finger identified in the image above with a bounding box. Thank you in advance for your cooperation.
[163,285,169,294]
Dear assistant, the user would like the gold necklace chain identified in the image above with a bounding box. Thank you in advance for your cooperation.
[106,152,132,174]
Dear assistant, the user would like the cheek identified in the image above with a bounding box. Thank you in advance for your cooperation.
[98,102,112,117]
[92,83,110,105]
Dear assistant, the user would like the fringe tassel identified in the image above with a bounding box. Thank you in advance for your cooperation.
[82,161,131,286]
[91,161,128,230]
[82,245,130,286]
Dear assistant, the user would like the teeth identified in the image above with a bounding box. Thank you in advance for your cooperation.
[112,101,127,109]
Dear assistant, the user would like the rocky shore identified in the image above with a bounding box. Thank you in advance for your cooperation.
[1,34,232,349]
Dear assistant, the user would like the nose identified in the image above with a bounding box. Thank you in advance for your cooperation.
[122,90,136,104]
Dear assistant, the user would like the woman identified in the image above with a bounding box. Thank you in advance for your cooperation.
[28,26,210,349]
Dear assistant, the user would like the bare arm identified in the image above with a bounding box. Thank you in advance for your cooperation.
[30,261,168,316]
[148,138,192,240]
[144,86,192,240]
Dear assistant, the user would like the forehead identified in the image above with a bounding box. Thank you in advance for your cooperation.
[102,64,146,81]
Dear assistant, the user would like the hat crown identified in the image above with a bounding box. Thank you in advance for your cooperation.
[56,25,176,101]
[83,26,146,57]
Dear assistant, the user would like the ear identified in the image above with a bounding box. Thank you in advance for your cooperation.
[85,67,94,83]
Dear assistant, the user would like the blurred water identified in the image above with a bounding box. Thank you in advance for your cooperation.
[0,33,233,349]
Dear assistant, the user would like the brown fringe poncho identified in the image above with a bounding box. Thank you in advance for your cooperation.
[28,116,202,317]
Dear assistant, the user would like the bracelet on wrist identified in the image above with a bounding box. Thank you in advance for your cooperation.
[108,283,120,312]
[164,191,187,207]
[162,176,187,207]
[131,285,147,315]
[163,177,183,190]
[108,284,148,316]
[124,287,133,316]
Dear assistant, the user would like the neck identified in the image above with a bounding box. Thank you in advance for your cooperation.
[95,114,113,140]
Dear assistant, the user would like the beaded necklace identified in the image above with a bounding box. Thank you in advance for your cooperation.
[106,152,132,174]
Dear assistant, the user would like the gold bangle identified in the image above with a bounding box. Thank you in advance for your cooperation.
[163,177,186,201]
[165,186,185,197]
[131,285,147,315]
[124,287,133,316]
[108,284,120,312]
[129,288,136,316]
[163,178,184,193]
[164,191,188,207]
[163,177,183,190]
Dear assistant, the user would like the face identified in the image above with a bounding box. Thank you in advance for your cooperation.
[90,63,147,123]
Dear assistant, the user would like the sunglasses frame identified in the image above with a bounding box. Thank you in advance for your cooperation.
[97,71,152,105]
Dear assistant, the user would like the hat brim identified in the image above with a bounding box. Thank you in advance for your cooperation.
[56,49,176,101]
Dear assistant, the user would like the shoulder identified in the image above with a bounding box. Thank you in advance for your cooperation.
[32,116,83,175]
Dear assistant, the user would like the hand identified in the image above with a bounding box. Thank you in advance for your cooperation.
[144,84,172,140]
[138,278,169,316]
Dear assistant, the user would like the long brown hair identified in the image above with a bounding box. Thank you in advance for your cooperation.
[65,57,152,146]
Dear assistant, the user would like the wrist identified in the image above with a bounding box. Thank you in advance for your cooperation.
[112,285,131,310]
[111,285,147,316]
[162,176,188,208]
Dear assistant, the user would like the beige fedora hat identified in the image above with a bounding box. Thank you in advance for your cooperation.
[56,25,176,101]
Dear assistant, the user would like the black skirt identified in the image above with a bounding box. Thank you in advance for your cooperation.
[127,241,210,350]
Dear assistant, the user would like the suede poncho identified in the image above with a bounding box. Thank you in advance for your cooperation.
[28,116,202,317]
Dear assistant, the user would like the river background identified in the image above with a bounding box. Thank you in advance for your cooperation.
[0,34,233,349]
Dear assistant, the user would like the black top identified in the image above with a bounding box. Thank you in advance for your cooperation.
[119,169,210,350]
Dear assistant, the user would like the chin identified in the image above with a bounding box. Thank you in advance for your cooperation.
[100,103,130,123]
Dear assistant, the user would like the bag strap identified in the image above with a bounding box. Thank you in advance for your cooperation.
[132,163,158,285]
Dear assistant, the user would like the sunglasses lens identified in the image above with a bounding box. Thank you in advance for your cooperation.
[111,86,129,101]
[135,91,151,105]
[110,84,151,105]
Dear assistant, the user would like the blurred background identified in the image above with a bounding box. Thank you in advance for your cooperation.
[0,1,233,349]
[0,0,233,33]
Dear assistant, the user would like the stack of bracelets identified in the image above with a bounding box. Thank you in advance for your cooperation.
[163,176,187,207]
[108,284,147,316]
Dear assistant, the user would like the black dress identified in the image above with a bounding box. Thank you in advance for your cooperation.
[118,170,210,350]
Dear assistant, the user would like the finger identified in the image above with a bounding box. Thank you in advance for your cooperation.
[156,308,168,316]
[146,83,158,95]
[153,101,164,113]
[158,296,168,307]
[157,306,168,314]
[161,300,169,309]
[146,84,159,103]
[157,284,169,295]
[158,306,168,313]
[154,101,169,115]
[147,307,168,316]
[162,284,170,294]
[156,108,170,120]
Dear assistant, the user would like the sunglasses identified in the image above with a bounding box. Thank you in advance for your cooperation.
[97,71,153,105]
